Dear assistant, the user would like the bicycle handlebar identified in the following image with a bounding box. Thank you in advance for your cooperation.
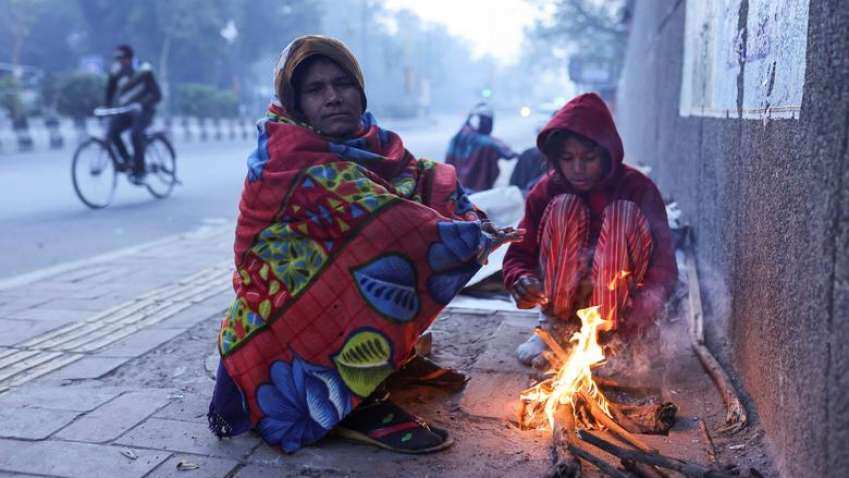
[94,104,142,117]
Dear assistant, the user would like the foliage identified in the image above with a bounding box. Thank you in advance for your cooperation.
[174,83,238,118]
[55,73,105,119]
[527,0,631,76]
[0,75,25,120]
[73,0,320,90]
[0,0,505,118]
[0,0,82,69]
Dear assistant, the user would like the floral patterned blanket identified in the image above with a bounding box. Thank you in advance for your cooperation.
[213,105,490,453]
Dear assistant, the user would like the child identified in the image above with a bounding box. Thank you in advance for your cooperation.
[502,93,677,366]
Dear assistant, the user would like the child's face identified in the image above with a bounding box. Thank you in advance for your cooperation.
[553,137,607,191]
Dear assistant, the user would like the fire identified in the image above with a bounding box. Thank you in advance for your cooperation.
[608,270,631,291]
[520,305,615,429]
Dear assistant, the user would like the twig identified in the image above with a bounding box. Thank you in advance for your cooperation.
[698,418,718,463]
[685,240,748,432]
[579,392,655,453]
[535,327,569,361]
[542,350,562,369]
[594,376,661,397]
[578,430,738,478]
[567,443,632,478]
[607,400,678,435]
[516,400,527,430]
[622,460,669,478]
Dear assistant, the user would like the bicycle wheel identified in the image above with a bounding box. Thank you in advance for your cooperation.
[71,138,117,209]
[144,134,177,199]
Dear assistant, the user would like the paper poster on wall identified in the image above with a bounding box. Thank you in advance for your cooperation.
[679,0,810,119]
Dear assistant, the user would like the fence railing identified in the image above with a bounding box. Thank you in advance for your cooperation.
[0,115,256,154]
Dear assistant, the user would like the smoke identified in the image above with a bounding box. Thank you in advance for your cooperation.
[597,245,732,388]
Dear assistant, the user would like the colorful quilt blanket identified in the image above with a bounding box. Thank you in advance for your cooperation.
[215,105,491,453]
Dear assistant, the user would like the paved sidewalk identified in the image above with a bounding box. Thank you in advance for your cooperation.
[0,226,236,477]
[0,225,774,477]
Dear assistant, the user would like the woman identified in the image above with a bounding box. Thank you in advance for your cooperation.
[208,36,520,455]
[503,93,677,366]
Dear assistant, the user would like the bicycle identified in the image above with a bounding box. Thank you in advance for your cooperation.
[71,105,178,209]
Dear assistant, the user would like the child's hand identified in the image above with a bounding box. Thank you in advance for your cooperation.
[511,275,548,309]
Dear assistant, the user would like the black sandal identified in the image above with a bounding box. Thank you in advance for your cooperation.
[335,400,453,454]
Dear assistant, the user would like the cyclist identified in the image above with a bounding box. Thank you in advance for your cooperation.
[104,44,162,184]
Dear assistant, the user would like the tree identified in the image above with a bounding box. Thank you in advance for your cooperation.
[528,0,632,76]
[0,76,25,123]
[56,73,105,120]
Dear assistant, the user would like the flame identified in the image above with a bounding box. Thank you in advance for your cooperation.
[520,305,615,428]
[607,270,631,291]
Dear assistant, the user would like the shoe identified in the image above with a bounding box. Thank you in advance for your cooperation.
[128,172,146,185]
[516,334,547,366]
[335,400,453,454]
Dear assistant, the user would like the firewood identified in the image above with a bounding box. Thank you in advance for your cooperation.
[578,392,655,454]
[698,418,718,463]
[691,343,747,433]
[547,405,581,478]
[535,327,570,361]
[607,401,677,435]
[622,460,669,478]
[684,241,748,432]
[567,443,632,478]
[594,376,662,397]
[542,350,563,369]
[578,430,739,478]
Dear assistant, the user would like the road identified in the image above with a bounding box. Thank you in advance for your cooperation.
[0,110,543,279]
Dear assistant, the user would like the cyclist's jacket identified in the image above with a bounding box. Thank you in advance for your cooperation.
[105,62,162,110]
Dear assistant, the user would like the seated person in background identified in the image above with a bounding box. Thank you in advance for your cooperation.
[445,102,517,193]
[208,35,521,455]
[502,93,676,367]
[509,145,547,194]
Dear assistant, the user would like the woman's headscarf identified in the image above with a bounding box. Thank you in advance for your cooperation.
[273,35,368,119]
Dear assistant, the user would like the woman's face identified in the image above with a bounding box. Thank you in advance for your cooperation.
[296,58,363,140]
[553,137,607,191]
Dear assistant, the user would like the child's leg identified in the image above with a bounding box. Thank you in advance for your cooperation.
[539,193,591,319]
[517,194,590,366]
[591,200,653,329]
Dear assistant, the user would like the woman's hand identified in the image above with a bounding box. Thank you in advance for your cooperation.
[481,221,525,247]
[475,221,525,265]
[511,275,548,309]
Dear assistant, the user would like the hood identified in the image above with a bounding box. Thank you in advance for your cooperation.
[536,92,624,187]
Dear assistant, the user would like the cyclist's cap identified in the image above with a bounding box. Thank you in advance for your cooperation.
[273,35,367,118]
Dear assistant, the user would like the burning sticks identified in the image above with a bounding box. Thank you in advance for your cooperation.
[546,405,581,478]
[522,310,682,477]
[534,327,569,361]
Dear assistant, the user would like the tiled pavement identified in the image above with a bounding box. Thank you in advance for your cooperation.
[0,226,242,477]
[0,224,554,478]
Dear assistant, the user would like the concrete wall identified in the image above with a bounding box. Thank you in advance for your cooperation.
[616,1,849,476]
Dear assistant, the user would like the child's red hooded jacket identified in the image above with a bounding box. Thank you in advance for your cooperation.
[502,93,677,330]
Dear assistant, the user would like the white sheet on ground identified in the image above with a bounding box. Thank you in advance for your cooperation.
[448,294,518,311]
[465,186,526,288]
